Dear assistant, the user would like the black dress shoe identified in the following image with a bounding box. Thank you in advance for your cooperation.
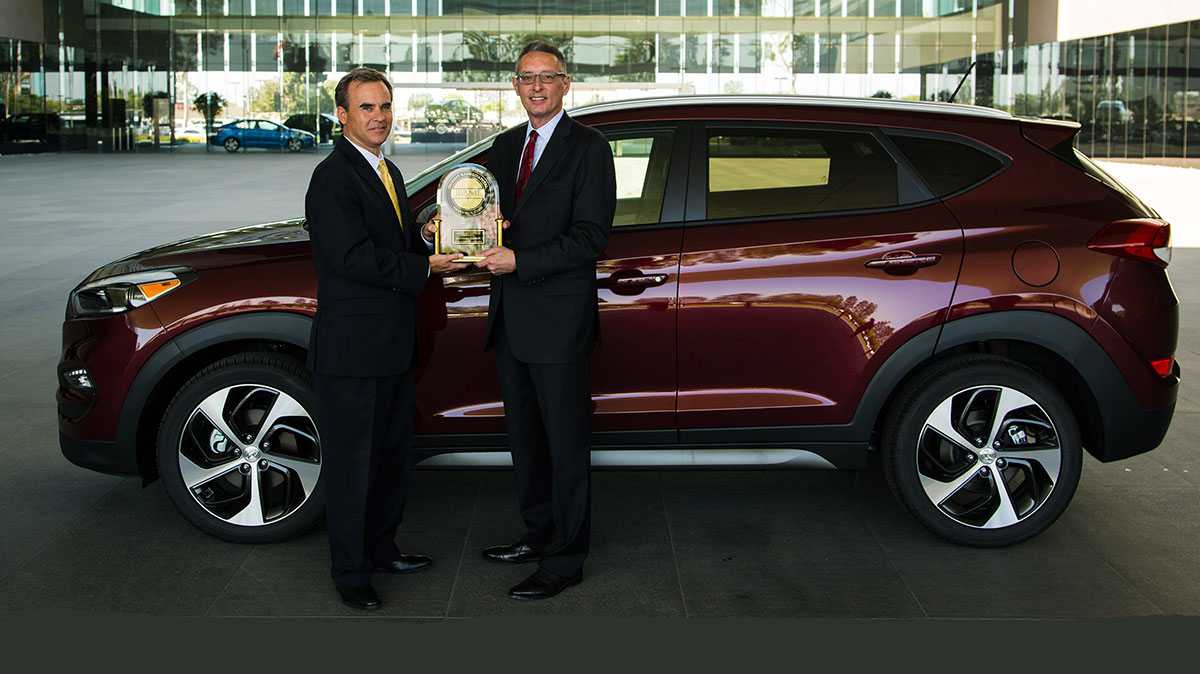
[337,584,381,610]
[374,554,433,574]
[482,542,543,564]
[508,569,582,601]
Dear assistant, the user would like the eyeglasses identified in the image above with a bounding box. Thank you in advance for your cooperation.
[514,71,568,85]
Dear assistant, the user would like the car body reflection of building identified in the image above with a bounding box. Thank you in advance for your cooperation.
[1,1,1198,158]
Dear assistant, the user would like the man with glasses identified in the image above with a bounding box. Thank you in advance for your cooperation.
[474,41,617,600]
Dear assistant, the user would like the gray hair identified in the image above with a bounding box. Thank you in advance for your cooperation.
[516,41,567,73]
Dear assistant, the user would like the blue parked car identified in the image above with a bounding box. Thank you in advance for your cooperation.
[211,119,316,152]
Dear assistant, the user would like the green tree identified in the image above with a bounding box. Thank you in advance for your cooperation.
[247,73,336,116]
[193,92,226,125]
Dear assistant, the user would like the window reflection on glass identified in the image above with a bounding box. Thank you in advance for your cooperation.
[707,131,899,220]
[608,132,674,227]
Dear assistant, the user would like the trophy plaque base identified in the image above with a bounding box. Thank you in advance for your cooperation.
[452,256,484,263]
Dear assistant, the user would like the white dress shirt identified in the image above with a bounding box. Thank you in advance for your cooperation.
[346,137,386,177]
[519,107,565,175]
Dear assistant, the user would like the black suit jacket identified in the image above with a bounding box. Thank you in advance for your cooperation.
[305,136,430,377]
[486,113,617,363]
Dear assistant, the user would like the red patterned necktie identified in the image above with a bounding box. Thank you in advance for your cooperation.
[515,129,538,203]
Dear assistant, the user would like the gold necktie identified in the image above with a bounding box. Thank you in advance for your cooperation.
[377,158,404,231]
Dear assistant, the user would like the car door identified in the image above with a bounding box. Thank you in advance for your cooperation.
[255,121,282,148]
[233,120,251,145]
[676,122,964,437]
[411,122,687,443]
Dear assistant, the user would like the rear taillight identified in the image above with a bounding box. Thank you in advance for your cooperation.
[1087,219,1171,267]
[1151,357,1175,378]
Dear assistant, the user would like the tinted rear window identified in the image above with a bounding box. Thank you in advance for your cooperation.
[707,129,900,219]
[889,134,1004,198]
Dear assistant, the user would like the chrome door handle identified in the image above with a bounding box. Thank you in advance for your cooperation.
[613,274,668,286]
[865,252,941,274]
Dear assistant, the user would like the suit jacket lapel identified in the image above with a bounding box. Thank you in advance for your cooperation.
[337,137,400,229]
[497,127,521,216]
[515,113,575,215]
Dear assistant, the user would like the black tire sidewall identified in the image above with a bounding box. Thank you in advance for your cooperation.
[156,355,324,544]
[884,357,1083,547]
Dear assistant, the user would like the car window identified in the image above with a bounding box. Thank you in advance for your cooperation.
[605,131,675,227]
[706,129,899,219]
[887,133,1004,198]
[234,121,251,129]
[258,121,280,131]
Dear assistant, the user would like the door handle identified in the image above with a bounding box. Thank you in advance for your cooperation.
[599,270,670,296]
[865,251,941,275]
[612,274,668,287]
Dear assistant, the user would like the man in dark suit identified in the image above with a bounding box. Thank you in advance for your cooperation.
[305,68,462,610]
[474,42,617,600]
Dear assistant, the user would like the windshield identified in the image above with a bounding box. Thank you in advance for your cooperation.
[404,131,502,195]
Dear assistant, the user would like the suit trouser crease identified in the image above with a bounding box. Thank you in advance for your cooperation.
[316,373,414,588]
[495,315,592,578]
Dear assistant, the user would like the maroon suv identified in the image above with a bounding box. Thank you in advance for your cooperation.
[58,95,1179,547]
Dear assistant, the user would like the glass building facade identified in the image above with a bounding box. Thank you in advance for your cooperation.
[0,0,1197,157]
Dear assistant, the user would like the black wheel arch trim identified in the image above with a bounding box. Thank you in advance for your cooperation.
[116,311,312,478]
[934,310,1174,462]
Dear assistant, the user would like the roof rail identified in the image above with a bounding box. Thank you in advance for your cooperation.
[568,94,1013,121]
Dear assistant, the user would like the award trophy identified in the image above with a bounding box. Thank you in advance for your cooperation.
[433,163,503,263]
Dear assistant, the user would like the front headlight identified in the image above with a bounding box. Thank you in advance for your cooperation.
[68,268,192,318]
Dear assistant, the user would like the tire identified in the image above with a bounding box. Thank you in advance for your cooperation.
[881,354,1082,547]
[223,137,240,153]
[286,137,302,152]
[157,352,324,543]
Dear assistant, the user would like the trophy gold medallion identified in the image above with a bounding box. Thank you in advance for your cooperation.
[433,163,503,263]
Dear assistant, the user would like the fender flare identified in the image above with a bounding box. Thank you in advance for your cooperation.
[931,310,1158,461]
[846,311,1134,456]
[117,311,312,463]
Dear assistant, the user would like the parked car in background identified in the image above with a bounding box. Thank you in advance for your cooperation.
[1097,100,1135,124]
[425,99,483,129]
[60,95,1178,549]
[175,126,208,144]
[209,119,316,152]
[0,112,63,147]
[282,112,341,143]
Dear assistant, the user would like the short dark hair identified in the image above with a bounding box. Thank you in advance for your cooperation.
[516,41,567,73]
[335,68,392,111]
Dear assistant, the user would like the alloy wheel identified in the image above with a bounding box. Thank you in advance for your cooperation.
[178,384,320,527]
[916,385,1062,529]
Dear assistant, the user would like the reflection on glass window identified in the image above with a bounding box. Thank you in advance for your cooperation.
[608,131,674,227]
[707,131,899,219]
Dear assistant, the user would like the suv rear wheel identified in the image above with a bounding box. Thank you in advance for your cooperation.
[157,353,323,543]
[881,355,1082,547]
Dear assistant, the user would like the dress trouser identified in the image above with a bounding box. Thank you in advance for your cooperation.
[314,372,415,588]
[494,313,592,578]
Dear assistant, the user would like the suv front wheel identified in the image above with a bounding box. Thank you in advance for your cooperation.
[157,353,324,543]
[882,355,1082,547]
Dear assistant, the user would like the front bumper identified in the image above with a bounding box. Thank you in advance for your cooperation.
[60,433,138,475]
